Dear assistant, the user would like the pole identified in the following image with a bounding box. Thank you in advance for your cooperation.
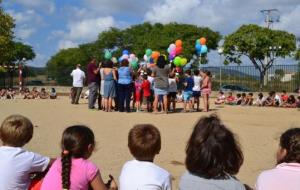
[219,54,222,89]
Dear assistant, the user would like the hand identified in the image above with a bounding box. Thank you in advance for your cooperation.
[106,175,118,190]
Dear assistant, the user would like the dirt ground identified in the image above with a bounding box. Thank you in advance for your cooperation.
[0,97,299,189]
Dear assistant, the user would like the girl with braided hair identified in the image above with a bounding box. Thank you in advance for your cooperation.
[256,128,300,190]
[41,125,117,190]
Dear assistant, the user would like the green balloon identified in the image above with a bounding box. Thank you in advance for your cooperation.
[174,57,181,67]
[145,49,152,56]
[104,51,112,60]
[131,60,138,69]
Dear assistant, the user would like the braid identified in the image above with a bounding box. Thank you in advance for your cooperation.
[61,152,72,189]
[285,134,300,163]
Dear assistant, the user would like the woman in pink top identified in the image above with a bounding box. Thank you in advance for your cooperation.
[41,125,117,190]
[200,70,212,112]
[256,128,300,190]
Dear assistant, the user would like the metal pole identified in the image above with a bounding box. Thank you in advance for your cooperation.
[219,54,222,89]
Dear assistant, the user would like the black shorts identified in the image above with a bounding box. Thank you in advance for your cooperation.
[193,91,201,98]
[168,92,177,100]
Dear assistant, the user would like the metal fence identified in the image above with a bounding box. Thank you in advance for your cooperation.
[1,64,299,92]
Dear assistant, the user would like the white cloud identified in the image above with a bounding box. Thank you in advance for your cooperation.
[13,0,56,14]
[58,40,78,50]
[27,53,48,67]
[16,27,36,39]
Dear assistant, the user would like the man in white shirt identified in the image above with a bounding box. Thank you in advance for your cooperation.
[70,64,85,104]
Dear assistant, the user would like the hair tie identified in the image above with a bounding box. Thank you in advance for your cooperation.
[63,150,69,155]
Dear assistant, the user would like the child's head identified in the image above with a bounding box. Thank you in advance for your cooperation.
[203,70,211,77]
[228,92,233,96]
[0,115,33,147]
[185,114,243,179]
[258,92,263,99]
[194,69,200,76]
[142,74,148,80]
[288,95,296,103]
[128,124,161,161]
[219,91,224,95]
[277,128,300,164]
[248,93,253,97]
[241,93,246,97]
[236,93,241,98]
[185,70,191,77]
[61,125,96,189]
[282,90,287,94]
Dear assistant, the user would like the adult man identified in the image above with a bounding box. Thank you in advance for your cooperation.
[70,64,85,104]
[87,58,100,109]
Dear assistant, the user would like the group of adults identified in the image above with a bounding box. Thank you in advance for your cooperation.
[70,55,173,113]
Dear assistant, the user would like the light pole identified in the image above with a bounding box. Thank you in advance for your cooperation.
[18,58,26,90]
[217,47,224,89]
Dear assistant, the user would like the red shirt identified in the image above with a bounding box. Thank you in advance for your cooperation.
[281,94,289,102]
[141,80,151,97]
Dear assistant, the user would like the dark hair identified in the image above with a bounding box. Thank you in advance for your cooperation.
[61,125,95,189]
[103,60,113,68]
[282,90,286,93]
[278,128,300,164]
[51,88,56,93]
[269,91,276,96]
[185,70,191,76]
[241,93,246,97]
[121,59,129,67]
[0,115,33,147]
[142,74,148,80]
[185,114,243,179]
[128,124,161,161]
[203,70,211,77]
[156,55,167,69]
[249,93,253,96]
[258,93,263,98]
[287,95,296,104]
[219,91,224,95]
[194,69,200,75]
[236,93,241,98]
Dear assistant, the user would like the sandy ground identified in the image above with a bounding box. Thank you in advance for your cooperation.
[0,97,300,189]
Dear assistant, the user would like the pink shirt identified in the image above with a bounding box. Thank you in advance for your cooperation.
[256,163,300,190]
[41,158,99,190]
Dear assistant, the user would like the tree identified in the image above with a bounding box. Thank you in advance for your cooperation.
[0,0,15,65]
[223,24,296,90]
[11,42,36,63]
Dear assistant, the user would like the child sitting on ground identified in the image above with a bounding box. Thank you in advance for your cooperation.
[297,96,300,108]
[281,90,289,104]
[183,70,194,112]
[119,124,171,190]
[168,73,178,112]
[282,95,297,108]
[0,115,52,190]
[245,93,254,106]
[179,114,246,190]
[50,88,57,99]
[253,93,264,106]
[41,125,117,190]
[236,93,242,105]
[225,92,235,105]
[256,128,300,190]
[240,93,247,105]
[39,88,49,99]
[215,91,226,105]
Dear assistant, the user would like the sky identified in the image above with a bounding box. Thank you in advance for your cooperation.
[2,0,300,67]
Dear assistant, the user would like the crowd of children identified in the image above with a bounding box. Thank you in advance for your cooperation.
[1,114,300,190]
[215,90,300,108]
[0,87,57,100]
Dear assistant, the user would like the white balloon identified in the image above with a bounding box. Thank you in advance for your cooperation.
[129,54,136,59]
[170,43,176,50]
[122,54,129,60]
[143,54,148,62]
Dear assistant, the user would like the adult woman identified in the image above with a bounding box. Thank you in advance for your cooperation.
[179,114,246,190]
[200,70,212,112]
[103,60,117,112]
[117,59,133,112]
[152,55,173,114]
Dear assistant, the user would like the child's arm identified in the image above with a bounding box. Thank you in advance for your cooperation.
[90,172,118,190]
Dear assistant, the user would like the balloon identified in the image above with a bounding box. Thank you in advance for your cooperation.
[130,60,139,70]
[145,49,152,56]
[169,43,176,50]
[104,51,112,60]
[111,57,117,64]
[195,44,202,51]
[200,45,208,54]
[174,57,181,67]
[167,47,171,53]
[200,37,207,45]
[175,39,183,47]
[143,54,149,62]
[196,39,200,45]
[122,50,129,55]
[122,54,129,60]
[180,58,187,66]
[175,46,183,55]
[151,51,160,60]
[149,58,154,64]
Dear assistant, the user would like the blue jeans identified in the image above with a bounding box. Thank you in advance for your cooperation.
[118,83,132,112]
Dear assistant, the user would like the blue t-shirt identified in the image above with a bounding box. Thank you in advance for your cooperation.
[118,67,132,85]
[184,77,194,92]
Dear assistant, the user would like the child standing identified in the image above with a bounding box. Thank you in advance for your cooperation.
[183,70,194,112]
[119,124,172,190]
[134,74,143,112]
[192,70,202,111]
[0,115,51,190]
[200,70,212,112]
[256,128,300,190]
[41,125,116,190]
[168,73,178,112]
[141,74,151,112]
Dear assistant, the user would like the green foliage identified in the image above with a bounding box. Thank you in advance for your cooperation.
[11,42,36,62]
[0,1,15,65]
[47,22,221,85]
[295,49,300,60]
[47,48,89,85]
[223,24,296,90]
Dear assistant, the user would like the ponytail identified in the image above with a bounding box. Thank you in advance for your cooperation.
[61,150,72,189]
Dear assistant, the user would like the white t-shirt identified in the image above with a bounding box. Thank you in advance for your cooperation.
[71,68,85,87]
[168,78,177,93]
[119,160,172,190]
[192,76,202,91]
[0,146,50,190]
[147,76,155,90]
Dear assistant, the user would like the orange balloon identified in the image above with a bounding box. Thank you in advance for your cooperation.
[151,51,160,60]
[200,37,207,45]
[175,39,183,47]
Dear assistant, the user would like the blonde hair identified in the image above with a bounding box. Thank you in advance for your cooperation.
[0,115,33,147]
